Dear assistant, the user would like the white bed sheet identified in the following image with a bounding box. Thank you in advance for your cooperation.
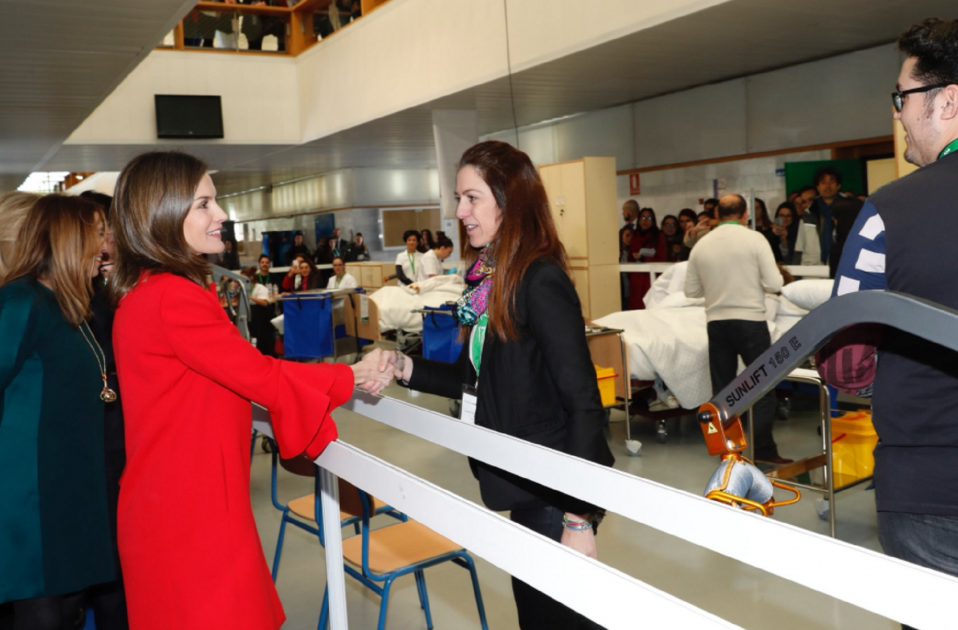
[370,276,466,332]
[595,294,810,409]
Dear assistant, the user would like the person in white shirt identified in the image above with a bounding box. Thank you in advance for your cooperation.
[685,193,789,464]
[419,235,455,279]
[326,256,358,290]
[394,230,424,285]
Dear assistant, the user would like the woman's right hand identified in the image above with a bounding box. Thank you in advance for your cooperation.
[351,348,393,395]
[378,350,413,382]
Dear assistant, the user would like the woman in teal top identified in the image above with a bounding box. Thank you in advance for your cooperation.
[0,195,111,629]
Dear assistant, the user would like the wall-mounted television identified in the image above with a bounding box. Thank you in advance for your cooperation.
[155,95,224,139]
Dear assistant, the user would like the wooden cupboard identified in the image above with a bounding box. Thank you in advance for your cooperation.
[538,157,619,319]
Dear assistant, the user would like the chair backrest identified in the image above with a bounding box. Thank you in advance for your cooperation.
[337,478,367,518]
[279,453,316,477]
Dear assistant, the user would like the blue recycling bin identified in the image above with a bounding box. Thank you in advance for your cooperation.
[283,295,334,359]
[421,305,463,363]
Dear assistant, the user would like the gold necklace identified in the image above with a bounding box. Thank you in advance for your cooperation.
[79,321,118,403]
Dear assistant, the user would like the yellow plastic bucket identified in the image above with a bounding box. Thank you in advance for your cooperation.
[830,410,878,488]
[594,365,618,408]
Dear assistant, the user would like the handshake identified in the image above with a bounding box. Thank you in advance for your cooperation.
[349,348,414,396]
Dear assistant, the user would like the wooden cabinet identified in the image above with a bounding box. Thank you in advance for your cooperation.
[539,157,619,319]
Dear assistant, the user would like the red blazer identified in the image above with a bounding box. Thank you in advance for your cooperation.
[113,273,352,630]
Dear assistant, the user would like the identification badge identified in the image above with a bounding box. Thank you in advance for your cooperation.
[460,385,478,425]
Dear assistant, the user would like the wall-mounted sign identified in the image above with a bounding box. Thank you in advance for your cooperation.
[629,173,640,195]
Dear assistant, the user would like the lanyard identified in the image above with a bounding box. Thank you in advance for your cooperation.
[333,274,343,289]
[256,273,269,285]
[470,312,489,377]
[939,138,958,160]
[717,221,740,226]
[407,251,417,275]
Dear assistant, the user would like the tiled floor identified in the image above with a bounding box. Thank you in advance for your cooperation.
[252,386,894,630]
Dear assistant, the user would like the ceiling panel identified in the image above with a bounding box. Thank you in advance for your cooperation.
[0,0,195,191]
[35,0,957,195]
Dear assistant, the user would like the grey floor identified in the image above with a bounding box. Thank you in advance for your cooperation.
[252,384,894,630]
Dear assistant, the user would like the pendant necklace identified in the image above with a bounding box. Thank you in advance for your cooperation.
[79,321,118,403]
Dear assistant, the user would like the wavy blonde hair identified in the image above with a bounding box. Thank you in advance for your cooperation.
[0,192,40,280]
[1,195,103,327]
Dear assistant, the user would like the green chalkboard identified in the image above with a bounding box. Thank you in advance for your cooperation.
[784,159,865,198]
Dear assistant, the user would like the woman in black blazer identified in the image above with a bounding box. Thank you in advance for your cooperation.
[381,141,614,630]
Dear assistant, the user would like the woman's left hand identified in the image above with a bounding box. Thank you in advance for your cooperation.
[560,518,597,559]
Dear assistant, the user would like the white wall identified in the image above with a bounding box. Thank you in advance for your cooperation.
[486,44,899,172]
[66,51,300,145]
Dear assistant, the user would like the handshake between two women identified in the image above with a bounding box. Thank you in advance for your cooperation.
[349,348,411,396]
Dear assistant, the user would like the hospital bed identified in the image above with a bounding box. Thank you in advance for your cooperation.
[595,263,834,444]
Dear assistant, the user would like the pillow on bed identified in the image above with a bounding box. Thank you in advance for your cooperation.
[781,279,833,311]
[652,291,703,309]
[643,262,688,308]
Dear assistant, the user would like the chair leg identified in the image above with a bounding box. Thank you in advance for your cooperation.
[377,577,394,630]
[462,554,488,630]
[318,586,329,630]
[415,570,434,630]
[272,511,290,582]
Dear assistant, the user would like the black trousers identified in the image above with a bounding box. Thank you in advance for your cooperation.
[509,506,605,630]
[706,319,780,459]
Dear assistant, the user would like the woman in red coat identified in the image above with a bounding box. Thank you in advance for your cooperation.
[110,151,390,630]
[627,207,667,309]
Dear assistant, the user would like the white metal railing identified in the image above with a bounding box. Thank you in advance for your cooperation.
[253,394,958,629]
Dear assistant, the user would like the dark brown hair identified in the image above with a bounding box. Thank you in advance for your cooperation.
[458,141,570,341]
[1,195,103,327]
[110,151,209,304]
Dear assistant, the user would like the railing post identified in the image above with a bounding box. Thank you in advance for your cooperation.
[319,466,348,630]
[173,21,185,50]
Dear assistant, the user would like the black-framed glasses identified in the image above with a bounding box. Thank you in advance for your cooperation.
[892,83,950,112]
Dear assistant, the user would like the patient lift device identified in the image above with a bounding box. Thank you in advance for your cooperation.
[699,291,958,515]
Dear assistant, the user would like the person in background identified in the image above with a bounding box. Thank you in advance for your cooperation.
[313,236,334,284]
[419,228,436,253]
[281,254,306,292]
[0,192,39,279]
[619,226,633,311]
[284,232,311,265]
[0,195,112,630]
[753,198,783,263]
[81,192,130,630]
[786,190,800,204]
[683,198,718,250]
[254,254,272,288]
[345,232,370,262]
[620,199,639,232]
[245,263,277,357]
[221,238,240,270]
[379,140,613,630]
[109,150,389,630]
[628,207,666,309]
[329,227,348,258]
[772,202,800,264]
[326,256,358,290]
[291,258,322,293]
[675,208,698,261]
[685,194,789,465]
[395,229,423,285]
[805,166,863,277]
[661,214,683,262]
[792,185,818,218]
[419,235,455,279]
[818,21,958,615]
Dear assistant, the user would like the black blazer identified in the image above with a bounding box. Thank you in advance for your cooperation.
[409,257,614,513]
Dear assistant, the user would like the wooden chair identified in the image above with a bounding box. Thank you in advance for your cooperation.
[319,480,489,630]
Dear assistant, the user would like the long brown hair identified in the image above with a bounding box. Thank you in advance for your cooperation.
[1,194,103,327]
[458,141,570,341]
[110,151,210,304]
[0,191,40,280]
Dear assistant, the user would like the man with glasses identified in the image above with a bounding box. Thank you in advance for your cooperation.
[819,18,958,609]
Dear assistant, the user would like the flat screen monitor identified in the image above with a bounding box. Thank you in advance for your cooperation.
[155,95,224,139]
